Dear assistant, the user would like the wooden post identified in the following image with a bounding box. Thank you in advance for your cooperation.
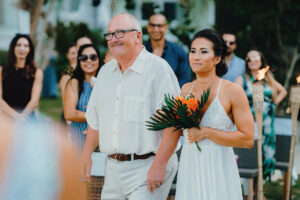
[286,85,300,200]
[252,82,264,200]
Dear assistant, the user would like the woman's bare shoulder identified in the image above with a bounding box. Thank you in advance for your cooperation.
[181,81,194,95]
[222,79,247,102]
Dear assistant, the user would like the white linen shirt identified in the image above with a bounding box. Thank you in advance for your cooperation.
[86,48,180,155]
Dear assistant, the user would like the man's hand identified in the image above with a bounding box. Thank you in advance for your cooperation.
[80,154,92,182]
[147,163,166,193]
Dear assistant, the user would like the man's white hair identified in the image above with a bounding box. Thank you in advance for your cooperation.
[119,13,142,33]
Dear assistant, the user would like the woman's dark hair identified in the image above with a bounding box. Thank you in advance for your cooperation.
[245,49,268,75]
[67,43,76,53]
[2,33,36,80]
[191,29,228,77]
[71,44,101,97]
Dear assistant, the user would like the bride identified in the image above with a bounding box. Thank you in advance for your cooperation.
[175,29,254,200]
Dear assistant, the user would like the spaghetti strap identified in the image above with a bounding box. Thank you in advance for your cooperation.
[216,79,222,96]
[187,81,197,96]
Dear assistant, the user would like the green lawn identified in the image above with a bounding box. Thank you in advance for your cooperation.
[264,177,300,200]
[39,96,62,122]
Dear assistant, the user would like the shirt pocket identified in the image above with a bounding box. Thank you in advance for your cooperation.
[124,96,145,122]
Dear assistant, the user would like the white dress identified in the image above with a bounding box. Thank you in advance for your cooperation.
[175,80,243,200]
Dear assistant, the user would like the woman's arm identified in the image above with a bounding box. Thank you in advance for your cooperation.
[234,75,243,87]
[0,67,23,118]
[22,68,43,117]
[269,74,287,105]
[59,74,71,102]
[188,83,255,148]
[63,79,86,122]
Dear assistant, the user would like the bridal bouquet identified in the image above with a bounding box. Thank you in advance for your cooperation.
[146,89,210,152]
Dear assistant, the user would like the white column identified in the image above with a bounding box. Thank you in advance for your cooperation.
[96,0,112,31]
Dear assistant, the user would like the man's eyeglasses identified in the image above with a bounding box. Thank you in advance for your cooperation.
[224,40,236,46]
[103,29,138,41]
[148,23,166,29]
[78,54,98,62]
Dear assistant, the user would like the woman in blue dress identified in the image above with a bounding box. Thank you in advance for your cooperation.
[64,44,101,154]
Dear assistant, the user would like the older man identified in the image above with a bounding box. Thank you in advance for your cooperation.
[145,13,190,88]
[81,13,180,200]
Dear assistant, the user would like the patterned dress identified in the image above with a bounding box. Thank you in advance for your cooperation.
[69,81,93,154]
[242,75,276,180]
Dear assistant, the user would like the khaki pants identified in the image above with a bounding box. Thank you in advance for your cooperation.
[101,154,178,200]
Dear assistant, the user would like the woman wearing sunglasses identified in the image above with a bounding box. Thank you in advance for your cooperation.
[64,44,103,200]
[64,43,101,153]
[235,49,287,182]
[0,34,43,120]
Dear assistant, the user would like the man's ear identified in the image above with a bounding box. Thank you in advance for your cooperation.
[136,32,142,43]
[165,24,169,32]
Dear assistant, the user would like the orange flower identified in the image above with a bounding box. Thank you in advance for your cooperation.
[175,96,188,105]
[186,98,199,112]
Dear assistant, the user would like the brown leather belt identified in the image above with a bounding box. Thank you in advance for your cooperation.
[109,152,155,161]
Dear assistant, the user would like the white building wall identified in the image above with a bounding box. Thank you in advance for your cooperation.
[0,0,30,50]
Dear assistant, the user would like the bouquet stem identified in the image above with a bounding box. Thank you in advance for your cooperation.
[195,142,201,152]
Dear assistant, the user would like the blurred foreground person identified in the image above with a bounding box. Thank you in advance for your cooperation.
[0,114,86,200]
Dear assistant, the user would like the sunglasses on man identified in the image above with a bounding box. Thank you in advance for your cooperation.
[78,54,98,62]
[224,40,236,46]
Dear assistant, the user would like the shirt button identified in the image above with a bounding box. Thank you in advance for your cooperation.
[116,97,119,101]
[114,114,117,117]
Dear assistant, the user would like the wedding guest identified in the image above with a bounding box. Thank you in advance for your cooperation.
[81,13,181,200]
[175,28,254,200]
[221,32,246,82]
[60,36,92,124]
[145,13,191,88]
[0,33,43,120]
[60,36,93,100]
[0,113,86,200]
[235,49,287,180]
[64,44,101,154]
[63,44,105,200]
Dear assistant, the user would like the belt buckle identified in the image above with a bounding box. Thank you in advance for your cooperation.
[115,153,123,161]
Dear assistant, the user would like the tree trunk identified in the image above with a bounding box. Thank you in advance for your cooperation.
[284,47,300,90]
[34,0,56,69]
[30,0,44,44]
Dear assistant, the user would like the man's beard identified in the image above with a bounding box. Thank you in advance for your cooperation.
[226,49,232,56]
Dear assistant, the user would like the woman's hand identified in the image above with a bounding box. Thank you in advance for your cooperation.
[187,127,208,143]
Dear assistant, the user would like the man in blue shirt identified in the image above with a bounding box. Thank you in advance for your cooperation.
[221,32,246,82]
[145,14,191,88]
